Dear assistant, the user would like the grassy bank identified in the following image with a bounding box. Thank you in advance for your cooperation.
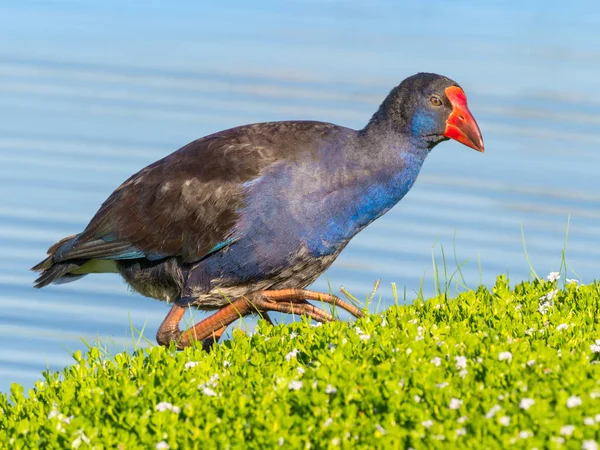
[2,275,600,449]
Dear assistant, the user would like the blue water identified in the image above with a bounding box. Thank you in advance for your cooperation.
[1,1,600,393]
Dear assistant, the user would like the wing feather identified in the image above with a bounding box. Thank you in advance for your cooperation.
[54,121,339,264]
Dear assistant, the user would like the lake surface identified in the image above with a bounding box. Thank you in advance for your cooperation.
[1,1,600,393]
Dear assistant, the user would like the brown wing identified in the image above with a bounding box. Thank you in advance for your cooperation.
[56,121,340,263]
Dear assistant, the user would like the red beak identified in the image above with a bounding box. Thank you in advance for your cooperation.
[443,86,484,152]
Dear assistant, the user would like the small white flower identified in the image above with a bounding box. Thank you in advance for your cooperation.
[519,398,535,410]
[556,323,569,331]
[202,387,217,397]
[515,304,523,311]
[455,356,467,370]
[223,360,231,368]
[583,440,599,450]
[567,396,582,408]
[539,301,552,314]
[596,413,600,422]
[156,442,170,450]
[459,369,468,378]
[553,437,566,444]
[285,349,299,361]
[328,343,336,351]
[155,402,180,413]
[289,332,298,339]
[431,357,442,367]
[278,437,284,446]
[546,289,559,300]
[485,404,502,419]
[414,395,421,403]
[408,319,418,324]
[184,361,199,369]
[566,278,579,285]
[590,342,600,353]
[359,334,371,341]
[406,348,413,355]
[421,420,434,429]
[547,272,560,282]
[375,424,386,435]
[71,429,91,449]
[325,385,337,394]
[584,417,595,426]
[455,428,466,436]
[457,416,468,424]
[519,430,532,439]
[499,416,510,426]
[498,352,512,362]
[297,367,305,375]
[354,326,364,335]
[288,380,303,391]
[527,360,536,367]
[331,438,340,446]
[525,328,535,336]
[449,398,463,410]
[435,304,441,309]
[324,418,333,427]
[560,425,575,436]
[381,318,388,327]
[436,382,449,389]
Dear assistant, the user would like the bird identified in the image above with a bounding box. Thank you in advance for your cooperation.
[32,72,484,349]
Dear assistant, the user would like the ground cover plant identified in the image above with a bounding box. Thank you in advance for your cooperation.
[2,274,600,449]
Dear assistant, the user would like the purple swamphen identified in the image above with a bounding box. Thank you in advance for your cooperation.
[32,73,484,349]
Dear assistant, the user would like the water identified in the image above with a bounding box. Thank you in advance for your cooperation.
[1,1,599,393]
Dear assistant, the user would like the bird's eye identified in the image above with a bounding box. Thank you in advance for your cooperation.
[430,96,442,107]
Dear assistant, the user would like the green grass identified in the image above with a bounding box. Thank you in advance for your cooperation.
[2,275,600,449]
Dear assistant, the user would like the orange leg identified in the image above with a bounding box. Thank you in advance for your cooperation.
[261,289,364,318]
[156,289,364,349]
[200,311,274,351]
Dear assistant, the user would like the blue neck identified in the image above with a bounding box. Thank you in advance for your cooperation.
[303,138,430,256]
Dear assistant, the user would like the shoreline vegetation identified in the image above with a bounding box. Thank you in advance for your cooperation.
[2,275,600,449]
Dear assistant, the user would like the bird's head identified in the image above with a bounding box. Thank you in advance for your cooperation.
[367,73,484,152]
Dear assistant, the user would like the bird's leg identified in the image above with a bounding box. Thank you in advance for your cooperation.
[156,294,333,349]
[262,299,334,322]
[156,298,257,350]
[156,303,187,347]
[246,298,334,323]
[260,288,364,318]
[178,296,331,346]
[200,311,272,351]
[156,289,362,349]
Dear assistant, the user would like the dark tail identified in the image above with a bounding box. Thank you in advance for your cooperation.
[31,234,86,288]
